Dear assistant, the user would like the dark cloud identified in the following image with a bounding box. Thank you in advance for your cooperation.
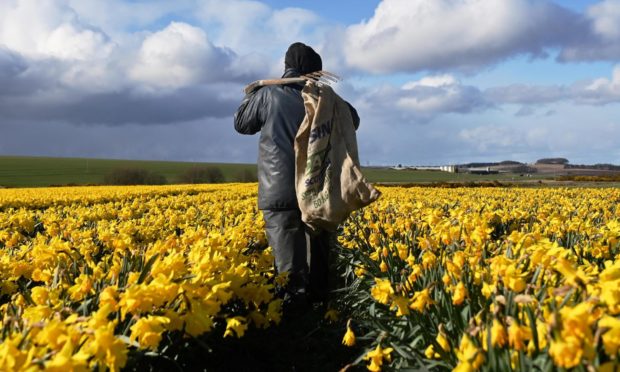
[0,48,59,96]
[2,103,619,166]
[485,84,568,105]
[484,67,620,106]
[0,118,258,163]
[559,39,620,62]
[0,19,267,127]
[557,0,620,62]
[515,106,536,117]
[0,48,28,86]
[0,84,242,125]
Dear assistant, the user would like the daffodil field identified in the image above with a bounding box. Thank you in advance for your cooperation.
[0,185,282,371]
[337,187,620,371]
[1,185,619,371]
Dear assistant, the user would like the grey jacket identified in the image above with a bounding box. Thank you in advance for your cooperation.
[234,68,359,210]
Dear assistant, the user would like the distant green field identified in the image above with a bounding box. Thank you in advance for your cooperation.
[0,156,553,188]
[0,156,256,187]
[362,168,547,184]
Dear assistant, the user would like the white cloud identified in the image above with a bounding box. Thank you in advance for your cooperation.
[0,0,122,92]
[0,1,270,124]
[65,0,194,36]
[588,0,620,40]
[196,0,332,77]
[346,74,492,126]
[198,0,323,55]
[44,23,113,61]
[402,75,458,89]
[397,74,490,115]
[577,65,620,104]
[458,125,521,152]
[0,0,114,61]
[344,0,578,73]
[198,0,271,49]
[129,22,237,89]
[270,8,322,41]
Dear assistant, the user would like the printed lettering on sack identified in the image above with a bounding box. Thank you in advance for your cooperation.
[301,155,333,204]
[309,120,331,144]
[305,159,331,187]
[304,144,331,176]
[311,166,332,208]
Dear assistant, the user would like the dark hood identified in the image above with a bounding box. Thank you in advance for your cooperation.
[284,42,322,75]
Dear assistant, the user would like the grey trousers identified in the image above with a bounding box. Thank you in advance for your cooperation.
[262,209,331,302]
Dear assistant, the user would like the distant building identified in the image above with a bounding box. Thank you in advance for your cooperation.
[402,165,457,172]
[440,165,457,173]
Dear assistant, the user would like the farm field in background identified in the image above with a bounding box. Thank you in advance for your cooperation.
[0,156,257,187]
[1,184,619,370]
[0,156,560,188]
[361,168,551,184]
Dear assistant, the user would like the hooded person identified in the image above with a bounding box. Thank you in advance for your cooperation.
[234,42,359,313]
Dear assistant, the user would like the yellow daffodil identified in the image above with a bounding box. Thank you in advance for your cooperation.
[224,316,248,338]
[409,288,434,312]
[324,308,339,322]
[452,282,467,305]
[130,315,170,350]
[342,324,356,347]
[363,344,393,372]
[490,319,508,348]
[371,278,394,305]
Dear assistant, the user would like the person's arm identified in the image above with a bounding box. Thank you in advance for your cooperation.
[234,89,266,135]
[346,101,360,130]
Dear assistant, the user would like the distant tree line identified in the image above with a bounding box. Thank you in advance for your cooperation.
[461,161,525,167]
[102,166,257,185]
[535,158,569,165]
[104,168,167,185]
[565,163,620,171]
[179,166,225,184]
[233,169,258,182]
[557,174,620,182]
[178,166,257,183]
[461,162,501,167]
[459,158,620,173]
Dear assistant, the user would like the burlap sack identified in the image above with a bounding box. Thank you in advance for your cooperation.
[295,82,381,232]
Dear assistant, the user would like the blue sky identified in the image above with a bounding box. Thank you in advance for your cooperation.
[1,0,620,165]
[258,0,379,23]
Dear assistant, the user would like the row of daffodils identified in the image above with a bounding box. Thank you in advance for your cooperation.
[0,185,282,371]
[337,187,620,371]
[1,184,619,371]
